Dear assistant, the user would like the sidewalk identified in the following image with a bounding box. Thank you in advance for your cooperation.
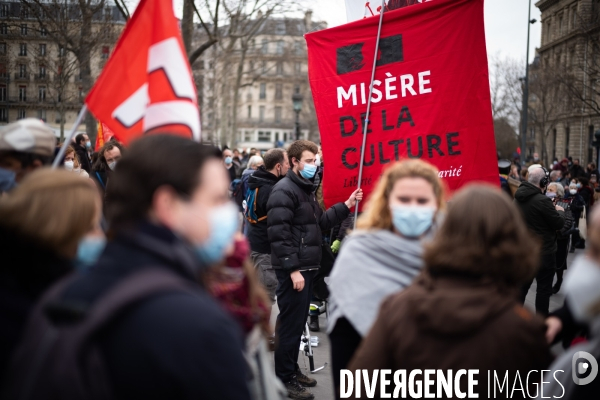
[270,248,583,400]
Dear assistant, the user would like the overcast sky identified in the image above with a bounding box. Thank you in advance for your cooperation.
[309,0,541,64]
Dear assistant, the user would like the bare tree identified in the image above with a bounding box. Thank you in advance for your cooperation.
[489,53,524,132]
[21,0,122,141]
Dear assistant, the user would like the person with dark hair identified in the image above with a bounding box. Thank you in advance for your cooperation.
[73,133,93,174]
[267,139,362,399]
[91,141,124,198]
[3,135,250,400]
[515,166,566,315]
[570,158,586,179]
[248,148,290,305]
[348,186,552,398]
[0,119,55,193]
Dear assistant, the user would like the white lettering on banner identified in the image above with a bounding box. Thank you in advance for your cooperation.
[336,70,432,109]
[112,37,200,141]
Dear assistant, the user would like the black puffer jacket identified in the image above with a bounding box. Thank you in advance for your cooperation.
[267,170,350,272]
[514,181,565,255]
[247,166,279,254]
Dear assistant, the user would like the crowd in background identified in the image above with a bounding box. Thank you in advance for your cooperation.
[0,118,600,400]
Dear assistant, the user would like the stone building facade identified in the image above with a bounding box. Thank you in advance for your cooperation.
[533,0,600,165]
[194,11,326,150]
[0,0,124,136]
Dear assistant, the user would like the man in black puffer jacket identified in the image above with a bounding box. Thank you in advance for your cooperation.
[267,140,361,400]
[515,165,565,316]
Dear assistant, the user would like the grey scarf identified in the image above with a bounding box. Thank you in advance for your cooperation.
[327,228,429,337]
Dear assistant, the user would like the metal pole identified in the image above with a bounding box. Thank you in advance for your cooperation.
[295,110,300,140]
[353,0,386,228]
[51,104,88,168]
[520,0,532,165]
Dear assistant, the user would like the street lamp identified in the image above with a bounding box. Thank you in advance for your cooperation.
[520,0,537,165]
[292,92,303,140]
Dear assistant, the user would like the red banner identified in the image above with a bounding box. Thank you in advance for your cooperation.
[85,0,200,145]
[95,122,115,151]
[306,0,497,209]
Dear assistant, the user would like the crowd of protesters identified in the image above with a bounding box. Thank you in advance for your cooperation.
[0,118,599,400]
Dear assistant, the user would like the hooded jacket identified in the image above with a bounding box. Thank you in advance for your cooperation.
[348,272,552,399]
[514,181,565,255]
[247,166,279,254]
[267,170,349,272]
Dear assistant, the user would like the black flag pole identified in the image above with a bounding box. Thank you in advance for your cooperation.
[353,0,387,228]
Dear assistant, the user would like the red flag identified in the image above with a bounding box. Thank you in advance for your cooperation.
[85,0,200,145]
[306,0,497,209]
[95,122,115,151]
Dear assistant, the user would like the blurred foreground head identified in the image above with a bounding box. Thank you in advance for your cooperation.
[106,135,236,265]
[0,119,55,189]
[0,168,101,260]
[425,185,540,287]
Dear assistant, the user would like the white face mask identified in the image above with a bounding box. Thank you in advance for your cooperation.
[108,161,117,171]
[564,256,600,323]
[64,160,74,171]
[570,189,578,195]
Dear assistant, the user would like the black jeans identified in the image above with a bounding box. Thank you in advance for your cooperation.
[329,317,362,400]
[520,252,556,316]
[274,269,316,382]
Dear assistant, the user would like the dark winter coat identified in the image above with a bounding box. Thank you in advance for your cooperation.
[563,192,585,221]
[514,181,565,255]
[267,170,350,272]
[570,164,586,179]
[73,143,92,174]
[0,226,73,385]
[247,166,279,254]
[31,222,250,400]
[348,272,552,399]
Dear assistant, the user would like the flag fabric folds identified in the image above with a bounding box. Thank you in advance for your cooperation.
[85,0,200,145]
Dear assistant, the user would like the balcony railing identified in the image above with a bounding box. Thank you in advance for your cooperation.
[13,73,30,81]
[34,75,49,82]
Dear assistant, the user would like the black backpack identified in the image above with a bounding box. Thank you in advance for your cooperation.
[1,268,196,400]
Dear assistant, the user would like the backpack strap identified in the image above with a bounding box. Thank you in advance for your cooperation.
[95,171,105,189]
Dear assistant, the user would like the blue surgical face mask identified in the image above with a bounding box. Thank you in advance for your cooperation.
[577,183,582,188]
[85,141,92,149]
[0,167,17,193]
[76,236,106,270]
[195,202,239,266]
[391,205,436,238]
[300,162,317,179]
[546,192,557,198]
[224,156,233,165]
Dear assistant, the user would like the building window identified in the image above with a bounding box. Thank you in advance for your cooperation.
[546,22,551,43]
[258,130,270,142]
[38,109,46,122]
[294,62,301,74]
[19,64,27,78]
[275,83,282,100]
[565,127,571,157]
[261,60,267,74]
[0,85,6,101]
[79,86,83,100]
[0,5,8,18]
[572,7,577,29]
[0,43,5,55]
[559,16,563,35]
[19,86,27,101]
[18,109,26,119]
[39,86,46,101]
[259,83,266,100]
[588,125,595,164]
[39,65,46,78]
[295,41,303,55]
[0,108,7,122]
[294,84,300,94]
[275,106,282,123]
[259,106,265,122]
[21,24,28,36]
[244,131,253,142]
[19,43,27,56]
[41,27,48,37]
[276,61,283,75]
[247,105,251,119]
[59,46,65,57]
[0,63,6,77]
[276,40,284,55]
[21,7,29,19]
[261,39,268,53]
[102,46,109,59]
[0,24,7,35]
[40,43,46,56]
